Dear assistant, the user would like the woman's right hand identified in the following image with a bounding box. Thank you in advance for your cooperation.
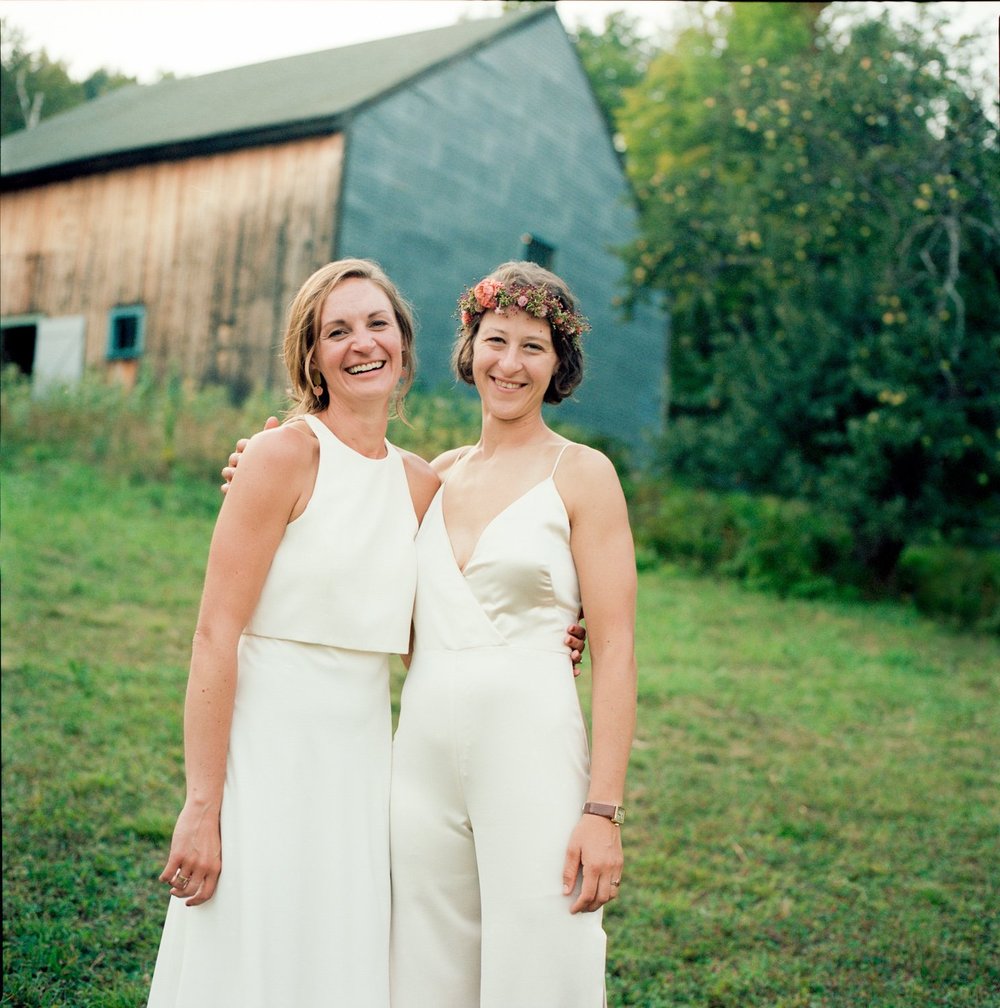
[221,417,280,492]
[159,802,224,906]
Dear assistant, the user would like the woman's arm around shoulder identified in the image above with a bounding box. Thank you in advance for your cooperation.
[430,445,470,482]
[398,448,440,525]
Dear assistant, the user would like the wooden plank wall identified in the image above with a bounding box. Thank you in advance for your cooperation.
[0,133,344,395]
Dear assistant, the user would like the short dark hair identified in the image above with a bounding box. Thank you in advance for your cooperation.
[451,261,585,405]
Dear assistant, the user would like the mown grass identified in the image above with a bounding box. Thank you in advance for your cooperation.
[607,576,998,1007]
[2,383,999,1006]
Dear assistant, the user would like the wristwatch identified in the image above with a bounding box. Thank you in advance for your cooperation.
[582,802,626,826]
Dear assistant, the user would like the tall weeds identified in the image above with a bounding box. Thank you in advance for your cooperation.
[1,368,284,485]
[0,368,490,486]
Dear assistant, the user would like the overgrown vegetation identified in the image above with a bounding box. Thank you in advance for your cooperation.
[2,378,999,1005]
[0,367,485,488]
[629,478,1000,634]
[618,2,999,582]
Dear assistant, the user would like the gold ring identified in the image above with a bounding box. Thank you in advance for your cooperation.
[173,871,191,888]
[610,879,621,887]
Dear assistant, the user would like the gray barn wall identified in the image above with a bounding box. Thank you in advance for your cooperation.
[336,11,665,452]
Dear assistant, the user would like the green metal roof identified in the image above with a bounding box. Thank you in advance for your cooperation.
[1,4,552,185]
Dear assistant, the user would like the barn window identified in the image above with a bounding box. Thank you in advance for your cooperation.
[520,233,555,269]
[1,320,38,376]
[107,305,145,360]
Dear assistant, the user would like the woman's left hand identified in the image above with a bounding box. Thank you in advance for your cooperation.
[221,416,279,492]
[565,622,587,674]
[562,814,623,913]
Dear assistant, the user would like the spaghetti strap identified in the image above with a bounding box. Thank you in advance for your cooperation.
[549,442,573,478]
[443,446,474,485]
[447,443,570,485]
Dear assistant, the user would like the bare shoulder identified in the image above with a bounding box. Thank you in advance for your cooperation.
[220,420,316,525]
[557,441,621,486]
[431,445,471,480]
[235,418,316,480]
[554,442,627,518]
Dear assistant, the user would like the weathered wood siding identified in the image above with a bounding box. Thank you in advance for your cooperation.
[337,14,666,448]
[0,134,343,394]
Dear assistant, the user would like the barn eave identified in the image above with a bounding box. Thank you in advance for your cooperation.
[0,114,353,192]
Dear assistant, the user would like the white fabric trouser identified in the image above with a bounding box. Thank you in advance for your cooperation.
[389,648,607,1008]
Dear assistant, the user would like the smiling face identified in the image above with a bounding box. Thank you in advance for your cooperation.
[311,277,404,410]
[471,307,558,421]
[451,263,585,405]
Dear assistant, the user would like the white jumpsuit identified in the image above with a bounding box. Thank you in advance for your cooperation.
[389,446,607,1007]
[148,414,417,1008]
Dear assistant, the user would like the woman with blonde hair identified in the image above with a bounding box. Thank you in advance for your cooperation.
[148,259,438,1007]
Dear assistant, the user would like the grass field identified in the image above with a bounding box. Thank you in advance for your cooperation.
[2,452,998,1007]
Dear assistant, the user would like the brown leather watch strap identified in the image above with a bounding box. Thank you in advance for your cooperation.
[582,802,625,825]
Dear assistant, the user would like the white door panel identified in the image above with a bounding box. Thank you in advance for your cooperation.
[33,315,86,396]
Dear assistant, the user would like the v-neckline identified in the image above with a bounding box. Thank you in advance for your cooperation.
[440,477,553,576]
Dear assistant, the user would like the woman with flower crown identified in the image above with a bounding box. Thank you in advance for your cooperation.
[389,261,637,1006]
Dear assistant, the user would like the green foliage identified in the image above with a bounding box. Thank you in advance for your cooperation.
[80,66,137,101]
[1,17,136,135]
[631,473,1000,629]
[619,3,1000,579]
[631,478,862,599]
[0,366,282,486]
[387,388,482,460]
[5,370,991,629]
[3,446,998,1005]
[571,11,655,136]
[898,544,1000,634]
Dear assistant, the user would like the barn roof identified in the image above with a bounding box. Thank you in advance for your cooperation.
[1,4,553,186]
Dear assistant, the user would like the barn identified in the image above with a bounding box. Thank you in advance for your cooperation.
[0,3,665,448]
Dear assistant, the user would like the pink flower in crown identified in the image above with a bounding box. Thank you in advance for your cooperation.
[516,294,529,308]
[473,279,502,310]
[461,310,473,326]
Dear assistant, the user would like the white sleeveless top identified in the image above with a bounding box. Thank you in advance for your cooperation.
[245,413,417,653]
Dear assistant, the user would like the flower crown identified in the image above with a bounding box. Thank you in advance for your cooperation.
[457,278,590,348]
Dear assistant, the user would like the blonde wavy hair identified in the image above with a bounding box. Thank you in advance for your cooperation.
[283,259,416,420]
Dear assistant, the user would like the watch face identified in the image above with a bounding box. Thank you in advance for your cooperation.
[613,807,626,825]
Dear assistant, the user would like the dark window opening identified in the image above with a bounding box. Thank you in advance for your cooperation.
[1,325,37,376]
[108,306,145,360]
[520,233,556,270]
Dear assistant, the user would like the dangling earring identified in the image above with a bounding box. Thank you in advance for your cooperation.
[312,374,324,398]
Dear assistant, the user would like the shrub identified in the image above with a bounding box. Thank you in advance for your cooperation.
[632,478,868,601]
[720,493,860,598]
[897,544,1000,634]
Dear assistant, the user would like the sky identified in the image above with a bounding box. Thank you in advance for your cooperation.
[0,0,678,82]
[1,0,998,87]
